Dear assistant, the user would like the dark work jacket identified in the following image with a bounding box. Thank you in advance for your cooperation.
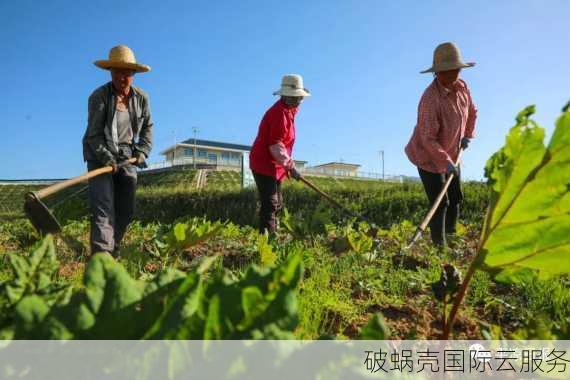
[82,82,153,164]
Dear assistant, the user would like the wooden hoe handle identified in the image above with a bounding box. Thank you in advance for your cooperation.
[34,158,137,199]
[406,149,464,248]
[299,176,372,224]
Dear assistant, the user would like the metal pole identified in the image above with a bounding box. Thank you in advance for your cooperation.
[381,150,385,181]
[192,127,198,169]
[173,130,176,166]
[379,150,385,181]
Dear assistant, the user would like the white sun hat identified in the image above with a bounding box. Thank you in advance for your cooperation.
[420,42,475,74]
[94,45,151,73]
[273,74,311,97]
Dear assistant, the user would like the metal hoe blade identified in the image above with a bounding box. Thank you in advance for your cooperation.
[23,192,62,235]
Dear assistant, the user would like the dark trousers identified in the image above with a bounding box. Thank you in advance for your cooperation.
[253,172,283,234]
[418,167,463,246]
[87,161,137,254]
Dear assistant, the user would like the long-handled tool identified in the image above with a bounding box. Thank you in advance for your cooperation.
[298,176,377,228]
[24,158,137,235]
[405,149,464,250]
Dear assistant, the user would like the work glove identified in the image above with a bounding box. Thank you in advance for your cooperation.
[446,162,459,177]
[460,137,470,150]
[289,167,302,181]
[104,159,118,174]
[133,151,148,169]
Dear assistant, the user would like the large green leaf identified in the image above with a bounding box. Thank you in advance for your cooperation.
[482,108,570,275]
[142,272,207,339]
[13,295,50,337]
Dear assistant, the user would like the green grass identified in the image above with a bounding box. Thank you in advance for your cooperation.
[0,169,567,340]
[0,214,569,339]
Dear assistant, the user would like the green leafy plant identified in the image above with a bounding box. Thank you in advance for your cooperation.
[162,218,225,254]
[4,237,303,339]
[444,105,570,338]
[358,313,390,339]
[326,223,376,260]
[281,205,333,239]
[0,236,70,308]
[256,233,277,267]
[430,263,462,331]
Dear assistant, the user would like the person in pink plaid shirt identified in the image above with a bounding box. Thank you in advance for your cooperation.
[405,42,477,247]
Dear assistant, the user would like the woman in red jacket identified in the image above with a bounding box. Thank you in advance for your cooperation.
[249,74,310,234]
[405,42,477,247]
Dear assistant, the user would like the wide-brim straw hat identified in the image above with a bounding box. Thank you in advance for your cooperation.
[420,42,475,74]
[273,74,311,97]
[94,45,151,73]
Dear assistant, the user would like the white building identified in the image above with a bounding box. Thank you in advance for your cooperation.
[159,139,307,171]
[306,162,361,177]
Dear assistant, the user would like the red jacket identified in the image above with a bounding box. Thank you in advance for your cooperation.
[250,100,297,181]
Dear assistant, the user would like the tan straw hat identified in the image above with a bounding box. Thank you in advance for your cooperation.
[420,42,475,74]
[94,45,151,73]
[273,74,311,97]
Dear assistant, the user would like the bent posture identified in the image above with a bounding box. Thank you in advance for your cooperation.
[249,74,310,234]
[405,42,477,247]
[82,45,153,256]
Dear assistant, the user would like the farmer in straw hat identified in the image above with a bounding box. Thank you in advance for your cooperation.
[82,45,153,256]
[249,74,310,235]
[405,42,478,247]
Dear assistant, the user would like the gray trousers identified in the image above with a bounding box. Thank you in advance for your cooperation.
[87,161,137,254]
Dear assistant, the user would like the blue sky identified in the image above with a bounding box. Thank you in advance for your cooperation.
[1,0,568,180]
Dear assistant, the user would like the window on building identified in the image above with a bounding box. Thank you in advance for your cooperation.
[208,153,217,164]
[221,152,230,162]
[184,148,194,156]
[198,150,207,158]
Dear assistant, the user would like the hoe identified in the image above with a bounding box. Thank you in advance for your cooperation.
[297,176,378,232]
[405,149,465,250]
[24,158,136,235]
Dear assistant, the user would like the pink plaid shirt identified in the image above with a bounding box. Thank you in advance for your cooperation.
[405,79,477,173]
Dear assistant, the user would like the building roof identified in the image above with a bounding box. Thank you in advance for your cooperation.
[312,162,361,169]
[180,139,251,151]
[160,139,252,155]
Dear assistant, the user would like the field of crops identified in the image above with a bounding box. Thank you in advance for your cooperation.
[0,106,568,340]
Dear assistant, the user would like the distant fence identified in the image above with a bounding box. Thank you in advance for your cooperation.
[142,160,407,183]
[0,179,64,186]
[0,168,409,185]
[300,167,404,183]
[145,158,241,171]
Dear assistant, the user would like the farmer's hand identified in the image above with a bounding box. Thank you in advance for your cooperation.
[289,167,302,181]
[105,159,118,173]
[133,151,148,169]
[460,137,470,150]
[446,162,459,177]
